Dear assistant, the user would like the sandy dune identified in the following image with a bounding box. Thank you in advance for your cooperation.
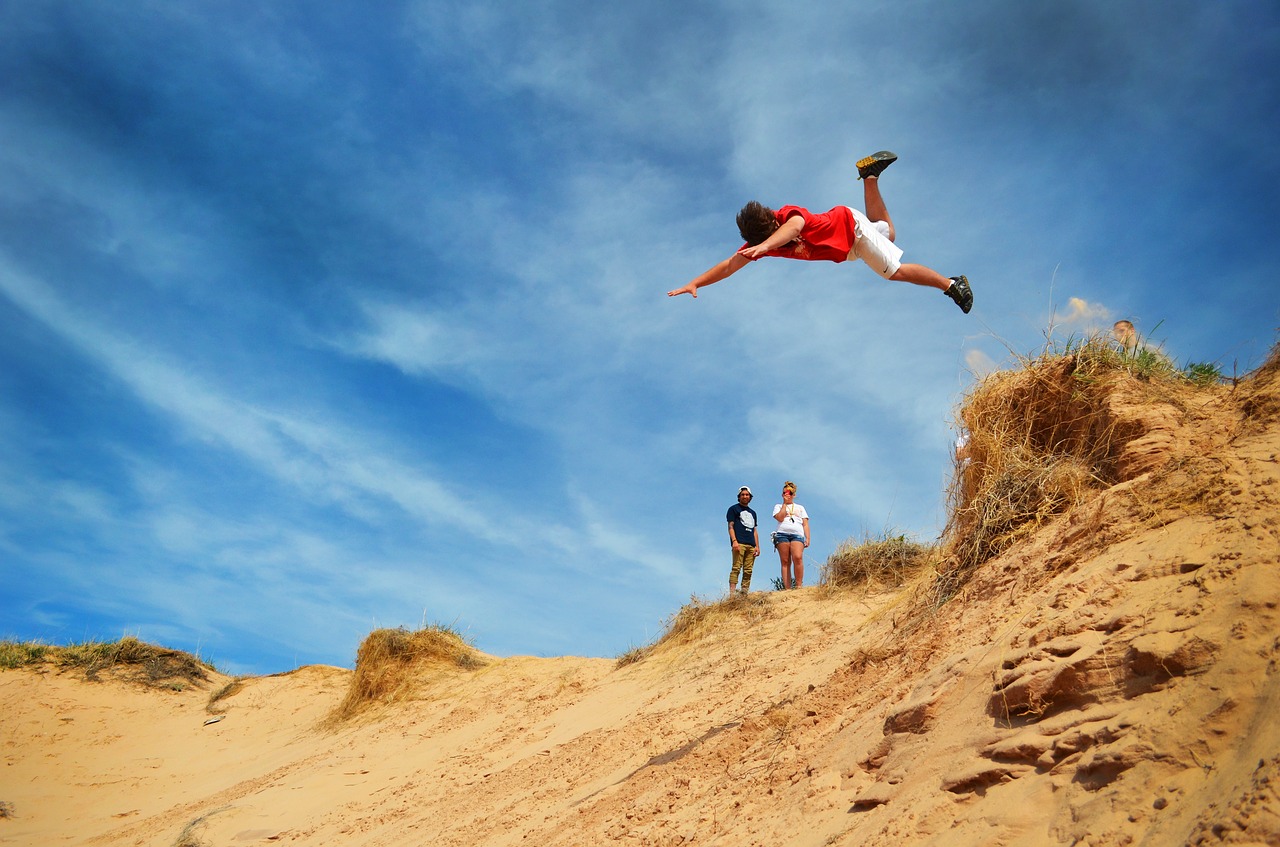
[4,352,1279,846]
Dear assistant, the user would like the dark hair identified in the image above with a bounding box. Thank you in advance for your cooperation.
[736,201,779,246]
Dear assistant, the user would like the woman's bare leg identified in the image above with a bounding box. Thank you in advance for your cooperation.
[790,541,805,587]
[778,545,794,589]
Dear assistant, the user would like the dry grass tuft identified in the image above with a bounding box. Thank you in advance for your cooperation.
[171,807,230,847]
[207,679,247,714]
[659,591,771,648]
[1236,340,1280,431]
[617,592,773,668]
[172,822,210,847]
[821,531,937,591]
[328,625,486,723]
[0,636,212,690]
[614,645,648,669]
[935,334,1216,605]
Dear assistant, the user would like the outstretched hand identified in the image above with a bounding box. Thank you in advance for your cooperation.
[736,244,769,261]
[668,252,747,299]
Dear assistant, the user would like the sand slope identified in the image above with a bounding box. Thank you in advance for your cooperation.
[3,356,1279,847]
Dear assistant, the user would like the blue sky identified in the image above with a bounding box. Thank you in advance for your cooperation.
[2,1,1276,674]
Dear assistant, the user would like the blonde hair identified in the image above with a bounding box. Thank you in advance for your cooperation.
[782,481,797,494]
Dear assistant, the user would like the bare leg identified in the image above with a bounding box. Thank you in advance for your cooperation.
[890,263,952,291]
[862,177,895,242]
[778,545,794,589]
[790,541,805,588]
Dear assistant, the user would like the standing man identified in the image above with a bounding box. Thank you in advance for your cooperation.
[727,486,761,595]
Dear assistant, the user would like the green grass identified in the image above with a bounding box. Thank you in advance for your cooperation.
[1049,328,1223,387]
[1183,361,1223,386]
[0,641,50,669]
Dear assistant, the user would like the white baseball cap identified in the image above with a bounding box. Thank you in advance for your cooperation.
[738,486,752,496]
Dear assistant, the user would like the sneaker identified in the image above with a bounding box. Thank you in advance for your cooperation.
[856,150,897,180]
[944,275,973,314]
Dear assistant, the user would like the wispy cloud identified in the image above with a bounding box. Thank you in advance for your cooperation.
[964,348,1000,380]
[1057,297,1113,331]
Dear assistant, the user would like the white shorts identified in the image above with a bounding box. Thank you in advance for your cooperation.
[847,207,903,278]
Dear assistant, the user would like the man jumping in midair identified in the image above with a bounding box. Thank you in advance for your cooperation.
[667,151,973,313]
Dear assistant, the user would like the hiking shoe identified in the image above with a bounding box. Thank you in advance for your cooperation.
[945,275,973,314]
[856,150,897,180]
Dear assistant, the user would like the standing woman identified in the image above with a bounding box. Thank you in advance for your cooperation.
[772,481,810,589]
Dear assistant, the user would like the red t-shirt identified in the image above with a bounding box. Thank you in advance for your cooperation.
[740,205,858,263]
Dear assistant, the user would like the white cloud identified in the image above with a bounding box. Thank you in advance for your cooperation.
[964,348,1000,379]
[1057,296,1112,330]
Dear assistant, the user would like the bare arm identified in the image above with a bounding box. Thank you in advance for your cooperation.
[668,252,750,298]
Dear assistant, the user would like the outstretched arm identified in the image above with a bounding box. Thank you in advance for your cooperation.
[667,252,750,298]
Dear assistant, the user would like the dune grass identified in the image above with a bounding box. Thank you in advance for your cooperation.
[933,333,1224,605]
[171,807,231,847]
[616,591,773,668]
[614,645,648,668]
[0,636,213,690]
[327,624,487,723]
[0,640,48,669]
[206,678,247,714]
[821,531,938,591]
[660,591,772,647]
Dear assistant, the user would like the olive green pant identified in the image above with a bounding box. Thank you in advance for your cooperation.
[730,545,757,591]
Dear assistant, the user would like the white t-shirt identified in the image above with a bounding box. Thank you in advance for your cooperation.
[773,503,808,536]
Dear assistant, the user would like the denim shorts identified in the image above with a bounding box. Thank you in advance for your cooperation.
[772,532,805,548]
